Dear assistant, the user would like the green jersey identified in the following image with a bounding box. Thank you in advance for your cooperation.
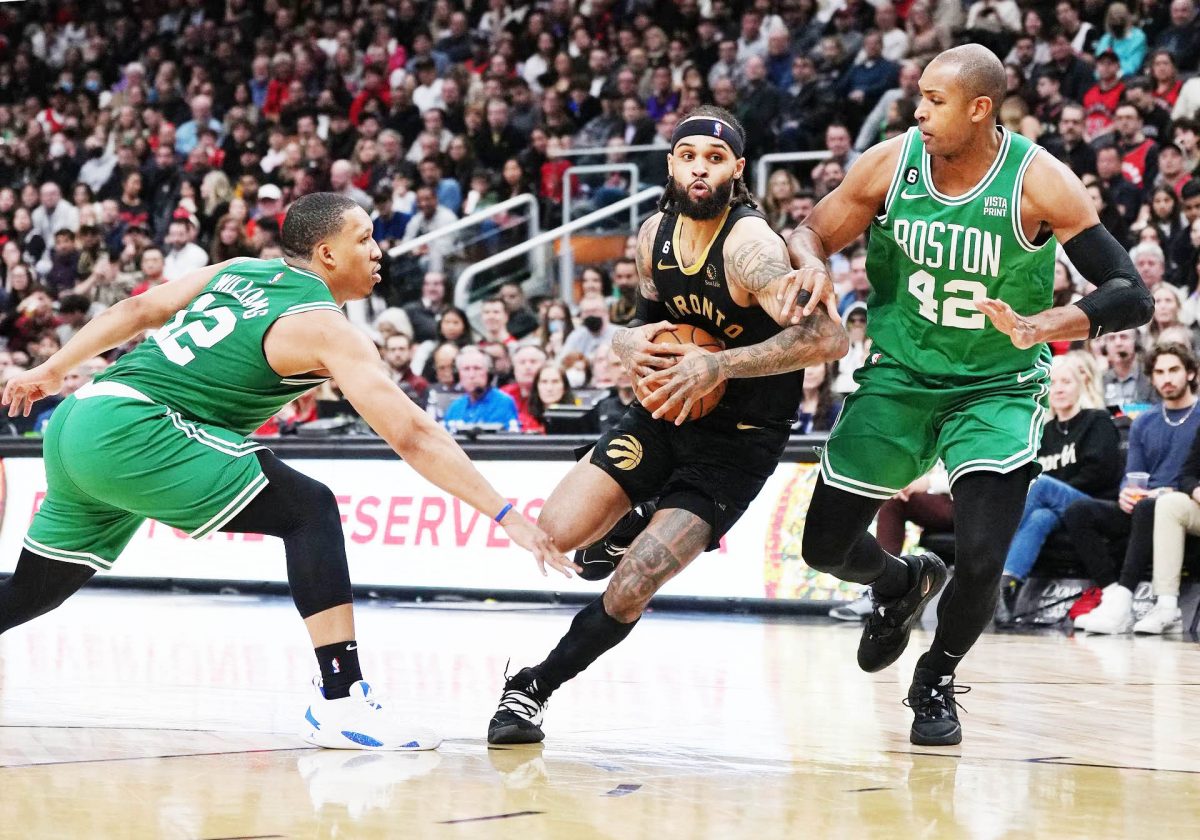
[865,126,1055,379]
[96,257,344,435]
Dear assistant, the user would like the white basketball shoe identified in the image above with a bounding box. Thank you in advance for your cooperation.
[1133,598,1182,635]
[301,678,442,750]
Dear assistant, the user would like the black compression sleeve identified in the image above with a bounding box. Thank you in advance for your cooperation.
[1065,224,1153,337]
[634,294,671,325]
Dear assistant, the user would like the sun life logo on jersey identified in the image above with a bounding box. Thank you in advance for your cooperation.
[607,435,643,470]
[704,263,719,287]
[983,196,1008,218]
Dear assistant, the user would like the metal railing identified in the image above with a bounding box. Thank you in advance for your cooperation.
[560,163,640,295]
[454,186,664,313]
[754,151,831,200]
[387,193,540,260]
[548,142,664,160]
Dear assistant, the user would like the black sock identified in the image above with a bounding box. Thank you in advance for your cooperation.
[315,641,362,699]
[872,554,914,600]
[917,640,963,678]
[534,598,637,695]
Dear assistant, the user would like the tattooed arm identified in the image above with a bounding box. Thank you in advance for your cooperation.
[718,219,848,378]
[612,212,685,378]
[642,221,848,424]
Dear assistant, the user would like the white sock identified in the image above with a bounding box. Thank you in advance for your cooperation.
[1157,595,1178,611]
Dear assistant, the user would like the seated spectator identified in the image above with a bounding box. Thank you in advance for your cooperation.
[502,345,548,432]
[209,214,256,262]
[478,296,515,345]
[762,170,802,232]
[382,333,429,409]
[536,298,575,359]
[54,294,92,345]
[562,293,617,359]
[404,272,449,344]
[560,351,593,391]
[1101,328,1154,407]
[1144,284,1199,352]
[401,186,458,273]
[1093,3,1147,80]
[794,361,841,434]
[129,247,167,297]
[1064,343,1200,633]
[162,217,208,279]
[425,341,464,422]
[996,356,1121,624]
[44,229,80,298]
[609,258,638,327]
[874,463,954,558]
[595,347,636,433]
[482,340,515,388]
[497,280,539,340]
[443,345,519,432]
[1141,426,1200,634]
[526,362,578,435]
[833,302,871,396]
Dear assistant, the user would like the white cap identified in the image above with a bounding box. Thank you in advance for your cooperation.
[258,183,283,201]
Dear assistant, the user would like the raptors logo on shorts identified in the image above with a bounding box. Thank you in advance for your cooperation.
[606,435,643,470]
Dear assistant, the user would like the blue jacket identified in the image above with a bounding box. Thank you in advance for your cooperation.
[444,388,519,432]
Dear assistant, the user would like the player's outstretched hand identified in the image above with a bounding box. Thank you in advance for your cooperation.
[501,511,581,579]
[642,346,725,426]
[2,363,64,418]
[613,320,688,379]
[978,298,1039,350]
[778,263,839,323]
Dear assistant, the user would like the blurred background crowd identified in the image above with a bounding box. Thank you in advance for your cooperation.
[0,0,1197,438]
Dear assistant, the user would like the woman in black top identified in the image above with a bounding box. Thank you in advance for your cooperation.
[997,355,1121,620]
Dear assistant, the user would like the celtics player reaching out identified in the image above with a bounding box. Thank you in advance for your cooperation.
[783,45,1152,746]
[0,193,572,751]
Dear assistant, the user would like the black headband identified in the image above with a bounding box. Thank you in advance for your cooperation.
[670,116,744,158]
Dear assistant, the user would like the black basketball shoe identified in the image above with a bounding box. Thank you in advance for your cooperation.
[905,667,970,746]
[857,552,948,673]
[574,501,658,581]
[488,667,551,745]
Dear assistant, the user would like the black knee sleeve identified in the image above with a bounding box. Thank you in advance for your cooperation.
[801,477,887,580]
[220,452,352,619]
[0,549,95,634]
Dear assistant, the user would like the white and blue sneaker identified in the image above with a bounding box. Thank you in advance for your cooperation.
[301,678,442,751]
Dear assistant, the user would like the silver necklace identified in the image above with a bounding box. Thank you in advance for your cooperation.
[1162,401,1198,427]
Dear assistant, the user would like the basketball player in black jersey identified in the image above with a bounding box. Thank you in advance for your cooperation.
[487,106,847,744]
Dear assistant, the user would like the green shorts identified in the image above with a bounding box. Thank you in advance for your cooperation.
[820,350,1050,499]
[24,382,268,571]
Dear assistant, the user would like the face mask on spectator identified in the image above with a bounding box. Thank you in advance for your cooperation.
[566,368,587,389]
[84,79,101,92]
[49,141,66,158]
[549,321,563,334]
[582,315,603,332]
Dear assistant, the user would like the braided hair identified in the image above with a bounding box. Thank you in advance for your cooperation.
[658,105,759,215]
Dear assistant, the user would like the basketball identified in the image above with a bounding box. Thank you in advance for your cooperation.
[633,324,727,423]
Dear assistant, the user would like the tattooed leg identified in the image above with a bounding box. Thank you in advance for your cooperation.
[603,508,713,622]
[531,508,711,694]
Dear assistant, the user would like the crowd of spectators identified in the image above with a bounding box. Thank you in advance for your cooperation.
[1,0,1199,437]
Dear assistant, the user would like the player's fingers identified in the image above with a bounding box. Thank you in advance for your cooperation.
[652,386,687,420]
[673,395,697,426]
[648,344,689,358]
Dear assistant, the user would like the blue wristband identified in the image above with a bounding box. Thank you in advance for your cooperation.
[495,502,514,523]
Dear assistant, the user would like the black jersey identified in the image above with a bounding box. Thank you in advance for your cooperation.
[652,204,803,423]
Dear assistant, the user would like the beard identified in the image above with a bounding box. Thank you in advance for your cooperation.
[666,176,735,220]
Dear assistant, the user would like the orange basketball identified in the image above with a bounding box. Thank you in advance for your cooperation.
[633,324,727,423]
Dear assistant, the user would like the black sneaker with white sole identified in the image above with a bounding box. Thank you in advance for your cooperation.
[857,552,948,673]
[574,501,658,581]
[487,667,551,745]
[905,667,970,746]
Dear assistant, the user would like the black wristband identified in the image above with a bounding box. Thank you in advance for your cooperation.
[1064,224,1153,337]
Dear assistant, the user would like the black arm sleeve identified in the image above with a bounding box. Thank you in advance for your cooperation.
[1066,224,1154,338]
[630,293,671,327]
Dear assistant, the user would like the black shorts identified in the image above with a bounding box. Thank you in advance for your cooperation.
[589,404,790,551]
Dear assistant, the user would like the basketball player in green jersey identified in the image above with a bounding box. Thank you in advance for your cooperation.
[0,193,573,751]
[784,45,1152,746]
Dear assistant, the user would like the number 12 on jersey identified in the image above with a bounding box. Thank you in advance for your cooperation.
[908,270,988,330]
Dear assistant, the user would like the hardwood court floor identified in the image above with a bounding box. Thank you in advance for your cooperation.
[0,590,1197,839]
